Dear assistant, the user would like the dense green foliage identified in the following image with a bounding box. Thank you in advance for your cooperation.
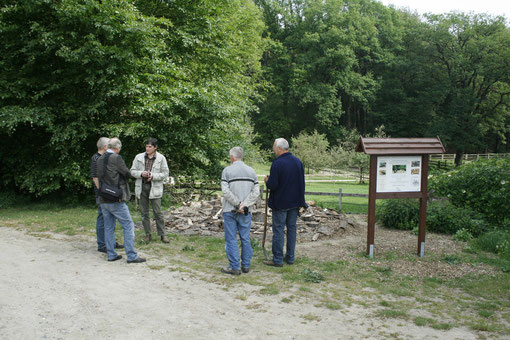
[376,199,419,231]
[377,199,490,236]
[253,0,510,156]
[430,158,510,224]
[0,0,265,195]
[1,0,509,197]
[426,200,488,236]
[471,231,510,258]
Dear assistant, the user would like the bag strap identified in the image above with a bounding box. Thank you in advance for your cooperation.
[100,153,111,183]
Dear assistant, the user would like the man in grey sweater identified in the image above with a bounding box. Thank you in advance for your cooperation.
[220,147,260,275]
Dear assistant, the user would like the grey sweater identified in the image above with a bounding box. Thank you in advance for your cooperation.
[221,161,260,213]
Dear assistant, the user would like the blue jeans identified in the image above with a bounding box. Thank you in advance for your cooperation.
[100,202,138,261]
[223,212,253,270]
[271,208,299,265]
[96,205,106,250]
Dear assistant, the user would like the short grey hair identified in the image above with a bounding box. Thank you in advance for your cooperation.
[229,146,243,160]
[108,137,122,150]
[274,138,289,150]
[96,137,110,150]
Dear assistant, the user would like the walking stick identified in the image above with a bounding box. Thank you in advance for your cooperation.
[262,187,270,261]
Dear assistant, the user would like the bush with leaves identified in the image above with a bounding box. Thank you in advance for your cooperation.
[376,199,419,231]
[426,200,488,236]
[291,130,330,173]
[429,158,510,225]
[377,198,489,236]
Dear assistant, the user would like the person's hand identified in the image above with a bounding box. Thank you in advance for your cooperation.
[147,172,153,182]
[238,203,245,214]
[264,175,269,183]
[142,171,149,178]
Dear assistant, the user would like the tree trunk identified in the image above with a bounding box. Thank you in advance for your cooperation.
[454,150,463,167]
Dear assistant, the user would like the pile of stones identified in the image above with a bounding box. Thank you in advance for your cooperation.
[135,196,361,242]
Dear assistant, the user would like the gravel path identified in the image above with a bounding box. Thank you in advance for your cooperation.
[0,227,478,340]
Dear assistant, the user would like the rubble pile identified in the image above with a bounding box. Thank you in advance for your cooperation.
[135,197,361,241]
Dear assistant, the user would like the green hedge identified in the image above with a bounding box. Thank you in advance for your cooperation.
[376,199,489,236]
[429,158,510,224]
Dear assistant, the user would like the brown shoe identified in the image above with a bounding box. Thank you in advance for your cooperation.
[144,234,152,242]
[161,235,170,243]
[264,260,283,267]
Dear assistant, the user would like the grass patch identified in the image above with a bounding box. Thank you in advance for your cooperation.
[301,313,321,322]
[147,264,166,270]
[324,302,342,310]
[260,285,279,295]
[376,309,409,319]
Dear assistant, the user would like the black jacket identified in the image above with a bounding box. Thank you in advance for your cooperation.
[97,151,132,203]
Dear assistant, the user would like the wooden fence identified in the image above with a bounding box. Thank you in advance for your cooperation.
[430,153,509,162]
[261,186,368,212]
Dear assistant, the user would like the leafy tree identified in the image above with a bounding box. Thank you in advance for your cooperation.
[425,13,510,164]
[330,125,387,182]
[0,0,265,196]
[291,130,329,173]
[253,0,399,148]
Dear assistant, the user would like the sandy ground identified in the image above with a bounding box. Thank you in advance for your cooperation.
[0,226,480,340]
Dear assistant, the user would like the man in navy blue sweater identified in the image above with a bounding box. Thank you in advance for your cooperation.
[264,138,306,267]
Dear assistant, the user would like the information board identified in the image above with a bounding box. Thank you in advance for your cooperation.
[376,155,422,193]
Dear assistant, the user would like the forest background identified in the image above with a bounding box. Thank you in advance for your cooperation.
[1,0,510,197]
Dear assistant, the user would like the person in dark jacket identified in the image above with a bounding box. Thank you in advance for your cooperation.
[97,137,145,264]
[264,138,306,267]
[90,137,122,253]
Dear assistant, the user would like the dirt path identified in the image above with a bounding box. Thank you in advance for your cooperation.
[0,227,477,339]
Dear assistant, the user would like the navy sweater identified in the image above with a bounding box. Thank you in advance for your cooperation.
[266,152,306,210]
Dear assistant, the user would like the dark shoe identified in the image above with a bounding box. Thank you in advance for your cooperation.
[221,266,241,275]
[144,234,152,242]
[127,257,146,264]
[264,260,283,267]
[284,258,294,265]
[241,267,250,273]
[98,248,107,253]
[161,235,170,243]
[108,255,122,262]
[115,242,124,249]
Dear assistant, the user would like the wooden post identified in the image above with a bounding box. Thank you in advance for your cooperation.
[367,155,377,258]
[338,188,342,212]
[417,155,429,257]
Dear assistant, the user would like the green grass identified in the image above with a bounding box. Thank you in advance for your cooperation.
[1,201,510,337]
[305,181,369,213]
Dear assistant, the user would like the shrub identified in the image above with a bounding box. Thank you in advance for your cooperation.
[452,228,474,242]
[429,158,510,225]
[471,231,510,258]
[377,198,488,236]
[426,200,488,236]
[376,199,419,230]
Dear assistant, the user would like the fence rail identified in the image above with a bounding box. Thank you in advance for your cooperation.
[430,153,509,162]
[261,186,368,212]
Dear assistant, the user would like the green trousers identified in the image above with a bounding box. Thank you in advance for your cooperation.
[140,182,165,236]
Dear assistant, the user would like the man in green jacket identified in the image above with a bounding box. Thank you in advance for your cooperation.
[131,138,170,243]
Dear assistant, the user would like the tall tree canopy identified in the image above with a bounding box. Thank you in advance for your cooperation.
[253,0,510,155]
[0,0,265,195]
[253,0,401,147]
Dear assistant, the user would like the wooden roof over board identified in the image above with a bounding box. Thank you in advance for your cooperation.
[355,137,445,155]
